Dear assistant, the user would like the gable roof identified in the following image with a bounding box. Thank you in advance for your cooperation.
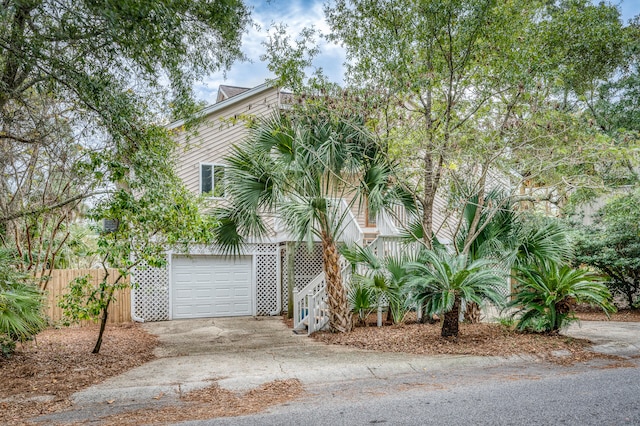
[216,85,251,103]
[167,82,274,130]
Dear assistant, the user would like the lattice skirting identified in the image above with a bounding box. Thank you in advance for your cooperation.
[131,243,284,321]
[132,260,170,321]
[281,243,324,313]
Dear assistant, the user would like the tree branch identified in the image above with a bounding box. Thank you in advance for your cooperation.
[1,190,112,222]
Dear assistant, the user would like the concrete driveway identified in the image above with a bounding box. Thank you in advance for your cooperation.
[565,321,640,357]
[67,317,640,408]
[70,317,516,407]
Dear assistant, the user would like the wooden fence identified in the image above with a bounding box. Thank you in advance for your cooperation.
[43,269,131,325]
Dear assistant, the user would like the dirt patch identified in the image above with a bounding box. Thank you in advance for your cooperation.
[312,317,612,365]
[98,379,304,426]
[0,323,156,425]
[575,307,640,322]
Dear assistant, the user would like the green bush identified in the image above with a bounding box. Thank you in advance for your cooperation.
[0,250,46,356]
[508,263,615,333]
[407,249,507,337]
[347,278,376,325]
[572,190,640,308]
[0,333,16,357]
[342,244,414,324]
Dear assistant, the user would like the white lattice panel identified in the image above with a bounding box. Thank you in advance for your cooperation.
[132,260,169,321]
[256,251,279,315]
[282,243,324,313]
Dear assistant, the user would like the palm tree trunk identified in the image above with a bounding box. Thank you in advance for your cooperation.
[463,301,481,324]
[322,234,352,333]
[441,296,460,338]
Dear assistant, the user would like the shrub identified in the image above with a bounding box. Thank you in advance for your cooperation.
[347,278,376,326]
[508,263,615,333]
[572,191,640,309]
[408,249,507,338]
[0,250,46,356]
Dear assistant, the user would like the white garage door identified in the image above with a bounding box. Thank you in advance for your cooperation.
[171,255,253,319]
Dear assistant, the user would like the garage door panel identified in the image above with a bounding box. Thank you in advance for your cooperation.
[214,287,231,298]
[233,287,250,297]
[171,255,253,319]
[194,288,213,298]
[232,302,250,312]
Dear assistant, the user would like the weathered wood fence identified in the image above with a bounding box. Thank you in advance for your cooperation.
[43,269,131,325]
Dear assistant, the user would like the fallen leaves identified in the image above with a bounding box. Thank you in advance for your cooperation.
[0,323,157,425]
[99,379,305,426]
[313,319,596,361]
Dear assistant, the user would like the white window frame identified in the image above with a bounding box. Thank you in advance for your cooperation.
[199,162,226,198]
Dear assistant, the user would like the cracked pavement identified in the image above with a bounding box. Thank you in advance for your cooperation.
[36,316,640,424]
[64,317,521,406]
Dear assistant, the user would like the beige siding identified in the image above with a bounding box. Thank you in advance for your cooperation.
[432,192,454,243]
[171,87,455,243]
[174,87,281,195]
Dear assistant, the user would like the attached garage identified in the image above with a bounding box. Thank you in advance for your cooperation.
[171,255,254,319]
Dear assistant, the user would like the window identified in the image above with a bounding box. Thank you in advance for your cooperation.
[366,206,377,227]
[200,164,225,197]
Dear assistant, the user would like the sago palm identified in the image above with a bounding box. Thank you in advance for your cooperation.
[407,249,507,337]
[508,263,614,333]
[216,106,400,333]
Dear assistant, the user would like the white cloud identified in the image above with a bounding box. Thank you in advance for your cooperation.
[195,0,346,105]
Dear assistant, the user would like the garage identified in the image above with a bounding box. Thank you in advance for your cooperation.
[171,255,253,319]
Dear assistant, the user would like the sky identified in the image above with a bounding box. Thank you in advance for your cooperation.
[193,0,344,102]
[194,0,640,105]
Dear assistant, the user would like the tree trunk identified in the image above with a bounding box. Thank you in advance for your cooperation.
[441,296,460,338]
[422,153,436,250]
[92,306,109,354]
[92,286,115,354]
[322,234,352,333]
[464,301,481,324]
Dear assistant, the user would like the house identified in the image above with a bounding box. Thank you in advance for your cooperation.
[130,83,453,328]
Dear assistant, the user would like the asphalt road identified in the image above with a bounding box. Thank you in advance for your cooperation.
[178,358,640,426]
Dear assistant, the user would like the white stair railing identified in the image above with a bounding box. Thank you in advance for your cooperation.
[293,235,425,335]
[376,209,399,236]
[336,199,364,246]
[307,281,329,334]
[293,272,328,332]
[293,261,353,335]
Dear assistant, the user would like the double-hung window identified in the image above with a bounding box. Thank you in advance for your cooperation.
[200,163,225,197]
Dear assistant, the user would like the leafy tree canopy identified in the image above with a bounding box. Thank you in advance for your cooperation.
[320,0,632,247]
[0,0,250,273]
[572,188,640,308]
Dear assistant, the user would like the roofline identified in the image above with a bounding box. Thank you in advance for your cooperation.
[166,82,275,130]
[219,84,251,92]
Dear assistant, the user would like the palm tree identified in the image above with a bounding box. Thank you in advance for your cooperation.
[342,243,415,324]
[215,107,398,333]
[0,250,46,355]
[454,189,573,322]
[508,263,614,333]
[407,249,507,337]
